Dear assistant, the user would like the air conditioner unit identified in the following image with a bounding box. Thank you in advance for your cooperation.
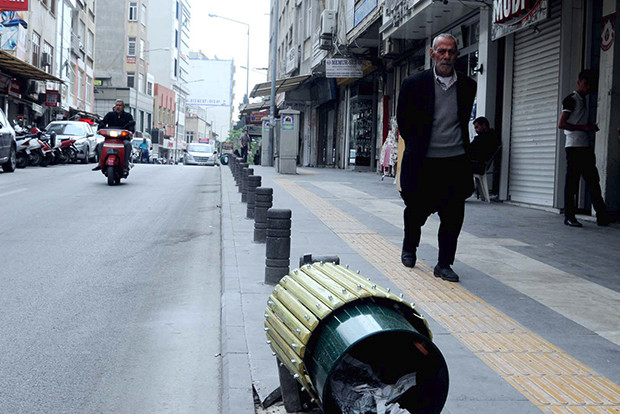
[380,38,401,58]
[320,9,336,37]
[41,52,51,67]
[319,37,332,50]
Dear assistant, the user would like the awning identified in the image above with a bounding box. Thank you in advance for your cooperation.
[239,99,270,114]
[0,50,63,82]
[250,74,311,98]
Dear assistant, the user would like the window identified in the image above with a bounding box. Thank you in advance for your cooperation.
[175,30,178,48]
[87,30,94,56]
[139,39,145,59]
[127,71,135,88]
[141,3,147,25]
[86,75,93,105]
[186,131,194,142]
[128,36,136,56]
[138,73,144,93]
[147,80,153,96]
[129,2,138,21]
[31,31,41,67]
[173,58,178,77]
[176,1,180,19]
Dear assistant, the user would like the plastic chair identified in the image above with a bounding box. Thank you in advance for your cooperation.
[473,146,501,203]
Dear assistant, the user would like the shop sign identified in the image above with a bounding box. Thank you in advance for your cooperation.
[250,111,268,123]
[491,0,549,41]
[262,119,270,132]
[31,102,43,114]
[0,0,29,11]
[282,115,295,130]
[126,56,136,64]
[8,79,20,98]
[325,58,363,78]
[285,47,298,74]
[384,0,411,29]
[354,0,377,27]
[45,89,59,107]
[601,13,616,52]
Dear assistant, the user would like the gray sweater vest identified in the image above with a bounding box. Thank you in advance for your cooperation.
[426,81,465,158]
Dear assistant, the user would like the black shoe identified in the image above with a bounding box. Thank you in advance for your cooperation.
[91,165,101,171]
[433,264,459,282]
[401,251,416,268]
[564,218,583,227]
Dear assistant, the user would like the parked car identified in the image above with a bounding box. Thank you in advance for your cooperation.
[45,121,97,163]
[183,143,216,166]
[0,108,16,172]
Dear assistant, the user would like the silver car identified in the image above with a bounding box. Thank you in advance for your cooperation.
[46,121,97,163]
[183,143,216,166]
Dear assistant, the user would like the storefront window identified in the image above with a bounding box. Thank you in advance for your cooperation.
[349,96,373,169]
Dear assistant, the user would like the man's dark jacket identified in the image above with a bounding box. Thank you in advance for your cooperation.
[397,69,477,195]
[100,110,135,133]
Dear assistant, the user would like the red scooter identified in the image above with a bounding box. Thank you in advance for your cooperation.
[96,128,133,185]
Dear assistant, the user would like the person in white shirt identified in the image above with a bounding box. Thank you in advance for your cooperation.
[558,70,613,227]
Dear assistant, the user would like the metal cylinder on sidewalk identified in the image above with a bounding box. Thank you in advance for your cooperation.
[241,168,254,202]
[239,166,250,194]
[236,162,248,187]
[246,175,262,219]
[254,187,273,243]
[264,208,291,285]
[264,261,448,414]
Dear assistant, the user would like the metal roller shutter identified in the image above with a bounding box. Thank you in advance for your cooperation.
[508,0,562,206]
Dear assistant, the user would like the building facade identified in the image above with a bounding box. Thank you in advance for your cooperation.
[262,0,620,216]
[147,0,191,156]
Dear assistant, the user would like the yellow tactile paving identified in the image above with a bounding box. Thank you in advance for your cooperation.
[274,178,620,413]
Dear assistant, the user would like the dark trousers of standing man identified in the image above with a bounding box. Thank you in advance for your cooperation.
[241,146,248,163]
[400,155,470,266]
[564,147,606,219]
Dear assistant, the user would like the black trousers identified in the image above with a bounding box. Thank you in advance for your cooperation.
[241,146,248,163]
[564,147,606,219]
[400,155,469,266]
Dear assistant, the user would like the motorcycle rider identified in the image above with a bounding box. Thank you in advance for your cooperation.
[92,99,135,172]
[139,138,150,163]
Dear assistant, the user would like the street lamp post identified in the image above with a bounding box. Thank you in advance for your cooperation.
[208,13,250,103]
[269,0,280,166]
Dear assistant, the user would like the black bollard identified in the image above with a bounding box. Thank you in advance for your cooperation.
[264,208,291,285]
[246,175,262,219]
[254,187,273,243]
[241,168,254,202]
[236,162,248,187]
[239,165,249,193]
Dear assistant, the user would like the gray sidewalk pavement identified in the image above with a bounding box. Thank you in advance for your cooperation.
[220,164,620,414]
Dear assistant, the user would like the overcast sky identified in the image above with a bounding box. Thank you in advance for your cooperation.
[188,0,271,125]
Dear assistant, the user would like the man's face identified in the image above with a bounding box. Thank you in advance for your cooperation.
[474,122,488,135]
[114,102,124,113]
[577,78,593,95]
[430,37,459,77]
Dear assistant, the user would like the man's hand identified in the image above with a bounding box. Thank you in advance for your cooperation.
[585,124,599,132]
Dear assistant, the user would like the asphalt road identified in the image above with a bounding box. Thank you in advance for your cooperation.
[0,163,222,413]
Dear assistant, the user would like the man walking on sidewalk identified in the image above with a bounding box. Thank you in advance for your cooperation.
[559,69,613,227]
[396,33,477,282]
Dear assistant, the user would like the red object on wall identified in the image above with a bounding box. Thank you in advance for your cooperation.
[0,0,29,12]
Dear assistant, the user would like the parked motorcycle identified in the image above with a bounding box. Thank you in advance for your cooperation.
[58,138,78,164]
[95,124,134,185]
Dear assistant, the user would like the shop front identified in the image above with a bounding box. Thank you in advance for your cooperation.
[0,50,63,128]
